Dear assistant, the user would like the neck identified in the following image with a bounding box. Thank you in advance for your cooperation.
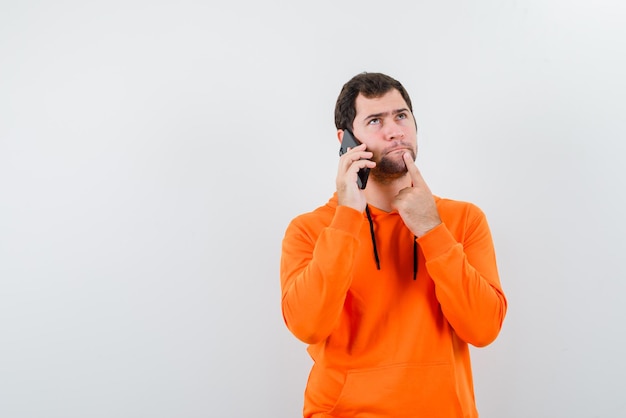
[364,173,412,212]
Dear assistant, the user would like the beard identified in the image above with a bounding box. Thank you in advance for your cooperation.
[370,145,417,184]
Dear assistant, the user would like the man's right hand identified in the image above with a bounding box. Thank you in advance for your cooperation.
[336,143,376,212]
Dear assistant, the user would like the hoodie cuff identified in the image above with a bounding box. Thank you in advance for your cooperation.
[329,205,365,238]
[416,223,459,260]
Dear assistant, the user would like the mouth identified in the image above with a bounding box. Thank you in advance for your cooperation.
[383,141,413,155]
[385,147,411,156]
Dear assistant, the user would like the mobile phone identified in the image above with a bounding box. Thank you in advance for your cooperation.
[338,129,370,189]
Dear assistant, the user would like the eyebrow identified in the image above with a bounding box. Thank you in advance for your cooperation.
[362,108,410,122]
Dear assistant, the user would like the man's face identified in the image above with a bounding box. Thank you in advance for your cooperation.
[351,89,417,183]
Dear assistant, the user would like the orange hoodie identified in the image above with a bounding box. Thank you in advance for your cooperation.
[280,193,507,418]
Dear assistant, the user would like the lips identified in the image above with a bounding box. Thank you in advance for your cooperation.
[383,141,413,155]
[385,147,410,155]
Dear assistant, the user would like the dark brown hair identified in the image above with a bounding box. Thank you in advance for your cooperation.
[334,72,413,131]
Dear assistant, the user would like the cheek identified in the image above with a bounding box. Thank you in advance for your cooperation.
[402,124,417,136]
[371,150,383,162]
[363,141,381,154]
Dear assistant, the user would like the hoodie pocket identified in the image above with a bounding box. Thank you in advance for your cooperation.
[327,363,462,417]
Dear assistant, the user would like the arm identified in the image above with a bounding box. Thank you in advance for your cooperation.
[280,206,364,344]
[418,207,507,347]
[393,153,506,347]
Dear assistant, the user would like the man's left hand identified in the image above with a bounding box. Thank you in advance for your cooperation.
[391,152,442,237]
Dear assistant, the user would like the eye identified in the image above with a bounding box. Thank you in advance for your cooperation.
[396,113,407,120]
[368,118,381,125]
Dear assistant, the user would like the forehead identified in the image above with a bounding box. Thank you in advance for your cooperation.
[354,89,409,116]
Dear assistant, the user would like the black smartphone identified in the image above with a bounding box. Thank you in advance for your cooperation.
[338,129,370,189]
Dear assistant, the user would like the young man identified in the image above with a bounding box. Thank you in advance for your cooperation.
[280,72,507,417]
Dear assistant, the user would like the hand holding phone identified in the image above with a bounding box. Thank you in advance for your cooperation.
[338,129,370,189]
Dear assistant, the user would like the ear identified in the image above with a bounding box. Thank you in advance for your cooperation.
[337,129,344,144]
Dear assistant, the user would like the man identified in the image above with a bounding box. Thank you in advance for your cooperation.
[280,72,507,417]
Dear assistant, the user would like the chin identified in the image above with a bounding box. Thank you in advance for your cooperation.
[379,155,408,172]
[371,159,408,183]
[370,169,407,184]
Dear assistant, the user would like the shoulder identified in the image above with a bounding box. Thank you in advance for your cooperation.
[434,196,490,235]
[435,196,484,217]
[285,196,337,237]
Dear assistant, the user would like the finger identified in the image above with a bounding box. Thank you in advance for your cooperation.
[339,152,375,177]
[346,143,367,153]
[347,158,376,174]
[402,152,424,185]
[341,149,373,165]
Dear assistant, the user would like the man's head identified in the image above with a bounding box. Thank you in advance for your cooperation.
[335,72,417,184]
[334,72,413,132]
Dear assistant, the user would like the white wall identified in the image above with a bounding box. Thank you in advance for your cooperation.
[1,0,625,417]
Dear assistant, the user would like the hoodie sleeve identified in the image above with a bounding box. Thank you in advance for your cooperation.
[417,203,507,347]
[280,205,364,345]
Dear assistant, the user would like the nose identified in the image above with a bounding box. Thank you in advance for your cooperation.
[382,121,405,141]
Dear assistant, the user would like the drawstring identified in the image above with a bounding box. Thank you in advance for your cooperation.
[365,205,380,270]
[413,238,418,280]
[365,204,419,280]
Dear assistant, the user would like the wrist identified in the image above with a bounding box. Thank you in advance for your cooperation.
[416,220,442,238]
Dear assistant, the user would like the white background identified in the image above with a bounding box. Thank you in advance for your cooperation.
[1,0,625,417]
